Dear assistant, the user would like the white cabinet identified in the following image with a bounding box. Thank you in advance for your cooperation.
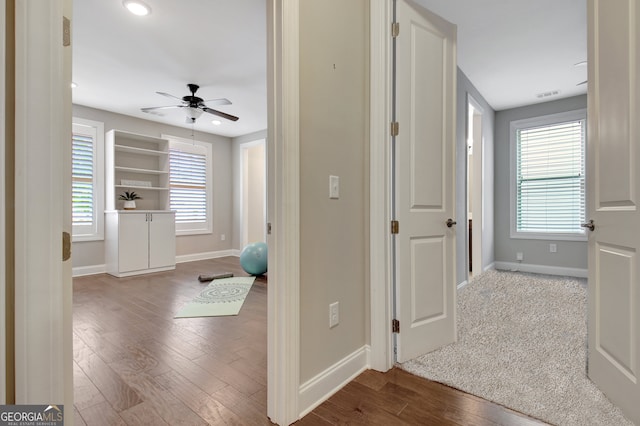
[105,130,170,211]
[105,211,176,277]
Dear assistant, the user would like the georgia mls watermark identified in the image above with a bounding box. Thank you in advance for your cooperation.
[0,405,63,426]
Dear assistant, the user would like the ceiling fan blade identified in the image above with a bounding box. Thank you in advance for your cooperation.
[202,107,239,122]
[156,91,185,102]
[141,105,183,113]
[202,98,232,106]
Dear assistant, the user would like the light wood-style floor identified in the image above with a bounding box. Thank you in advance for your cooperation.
[73,257,546,425]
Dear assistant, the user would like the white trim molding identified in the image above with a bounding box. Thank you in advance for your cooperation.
[267,0,301,424]
[72,264,107,278]
[369,0,394,373]
[298,346,370,418]
[175,249,240,264]
[495,261,587,278]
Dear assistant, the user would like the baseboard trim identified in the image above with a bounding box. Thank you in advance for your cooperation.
[176,249,241,264]
[494,261,587,278]
[298,345,370,418]
[484,262,495,272]
[457,280,469,290]
[72,264,106,277]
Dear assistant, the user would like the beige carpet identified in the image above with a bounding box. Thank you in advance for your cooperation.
[401,270,634,426]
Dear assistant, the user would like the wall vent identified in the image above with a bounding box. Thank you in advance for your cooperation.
[536,90,561,99]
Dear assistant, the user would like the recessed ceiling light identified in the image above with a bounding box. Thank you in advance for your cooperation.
[212,120,222,126]
[71,82,78,89]
[123,0,151,16]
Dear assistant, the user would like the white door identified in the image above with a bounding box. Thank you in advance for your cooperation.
[149,212,176,269]
[586,1,640,423]
[395,0,457,363]
[118,213,149,273]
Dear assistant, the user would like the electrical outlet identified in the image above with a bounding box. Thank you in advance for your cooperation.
[516,252,524,261]
[221,234,226,241]
[550,243,557,253]
[329,301,339,328]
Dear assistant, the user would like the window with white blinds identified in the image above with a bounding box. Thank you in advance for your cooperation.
[510,109,587,240]
[72,118,104,241]
[168,137,212,235]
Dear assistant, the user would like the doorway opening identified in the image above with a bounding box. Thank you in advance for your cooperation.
[466,95,483,281]
[240,139,267,248]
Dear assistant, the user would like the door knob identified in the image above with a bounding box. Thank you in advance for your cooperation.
[581,220,595,231]
[446,218,457,228]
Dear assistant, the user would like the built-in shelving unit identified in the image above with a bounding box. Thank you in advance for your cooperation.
[105,129,176,277]
[105,130,170,211]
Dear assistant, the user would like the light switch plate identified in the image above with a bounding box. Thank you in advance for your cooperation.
[329,301,339,328]
[329,175,340,199]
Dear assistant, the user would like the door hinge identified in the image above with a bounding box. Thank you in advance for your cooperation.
[392,22,400,38]
[62,232,71,261]
[391,220,399,234]
[391,121,399,136]
[63,16,71,47]
[392,319,400,333]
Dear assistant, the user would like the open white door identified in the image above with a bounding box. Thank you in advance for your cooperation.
[586,0,640,423]
[395,0,457,363]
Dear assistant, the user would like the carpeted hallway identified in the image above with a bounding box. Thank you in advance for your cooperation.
[401,270,633,426]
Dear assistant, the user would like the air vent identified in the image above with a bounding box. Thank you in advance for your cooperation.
[536,90,561,99]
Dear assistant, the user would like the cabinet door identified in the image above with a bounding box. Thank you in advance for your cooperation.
[118,213,150,273]
[148,212,176,269]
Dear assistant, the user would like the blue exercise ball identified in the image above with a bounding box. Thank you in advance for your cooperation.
[240,242,268,276]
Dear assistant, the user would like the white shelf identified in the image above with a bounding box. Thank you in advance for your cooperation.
[115,185,169,191]
[114,144,168,156]
[107,129,170,211]
[115,166,169,175]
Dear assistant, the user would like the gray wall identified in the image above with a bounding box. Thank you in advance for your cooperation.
[456,69,495,284]
[299,0,369,383]
[72,104,235,269]
[494,95,588,270]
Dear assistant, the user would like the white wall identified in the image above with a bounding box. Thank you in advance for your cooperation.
[72,104,235,271]
[298,0,369,383]
[494,95,588,273]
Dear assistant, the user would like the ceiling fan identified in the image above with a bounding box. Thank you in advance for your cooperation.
[141,83,239,123]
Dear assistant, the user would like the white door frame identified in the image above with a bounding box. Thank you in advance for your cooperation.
[240,138,266,248]
[266,0,301,424]
[14,0,73,407]
[369,0,395,372]
[467,94,484,278]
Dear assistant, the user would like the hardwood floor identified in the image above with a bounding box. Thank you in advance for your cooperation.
[73,257,269,425]
[73,257,547,425]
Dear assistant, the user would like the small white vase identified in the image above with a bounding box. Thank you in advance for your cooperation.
[123,200,136,210]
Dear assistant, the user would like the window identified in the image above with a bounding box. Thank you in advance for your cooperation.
[510,109,587,240]
[166,135,213,235]
[72,118,104,241]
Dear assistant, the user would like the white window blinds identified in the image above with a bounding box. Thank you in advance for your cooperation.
[516,118,586,235]
[72,118,104,241]
[72,132,95,226]
[168,137,212,235]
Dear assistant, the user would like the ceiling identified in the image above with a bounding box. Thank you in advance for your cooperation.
[415,0,587,111]
[72,1,587,138]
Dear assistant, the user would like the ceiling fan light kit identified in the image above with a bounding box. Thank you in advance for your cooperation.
[141,83,239,125]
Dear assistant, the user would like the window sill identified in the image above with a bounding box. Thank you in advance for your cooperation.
[510,231,587,242]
